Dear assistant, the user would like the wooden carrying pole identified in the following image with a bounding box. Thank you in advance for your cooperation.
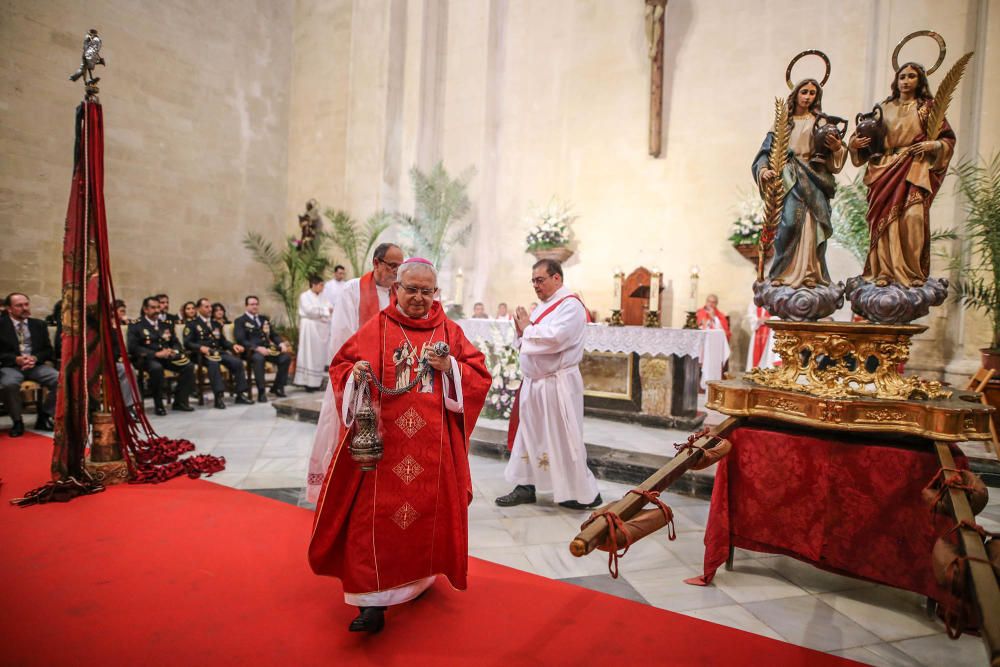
[935,442,1000,665]
[569,417,743,557]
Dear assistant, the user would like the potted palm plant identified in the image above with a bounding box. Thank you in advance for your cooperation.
[951,154,1000,369]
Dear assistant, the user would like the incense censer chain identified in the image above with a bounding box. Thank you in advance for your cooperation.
[349,342,450,470]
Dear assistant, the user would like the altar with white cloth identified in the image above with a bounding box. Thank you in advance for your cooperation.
[457,320,728,429]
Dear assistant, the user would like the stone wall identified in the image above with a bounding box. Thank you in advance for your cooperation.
[3,0,996,381]
[284,0,998,380]
[0,0,293,321]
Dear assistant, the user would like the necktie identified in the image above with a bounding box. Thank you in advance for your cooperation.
[16,322,25,352]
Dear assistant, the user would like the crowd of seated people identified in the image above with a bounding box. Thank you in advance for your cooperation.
[0,291,293,435]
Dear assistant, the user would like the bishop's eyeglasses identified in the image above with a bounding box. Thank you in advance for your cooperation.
[400,284,438,298]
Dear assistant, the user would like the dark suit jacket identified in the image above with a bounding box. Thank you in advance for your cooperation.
[183,317,234,355]
[233,314,281,351]
[127,317,184,363]
[0,315,54,368]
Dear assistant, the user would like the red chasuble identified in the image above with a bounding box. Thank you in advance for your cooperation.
[751,306,772,368]
[308,301,491,595]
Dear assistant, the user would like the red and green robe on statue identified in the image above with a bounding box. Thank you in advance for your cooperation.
[308,300,490,605]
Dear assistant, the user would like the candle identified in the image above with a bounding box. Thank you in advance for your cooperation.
[613,268,622,305]
[649,268,660,313]
[688,265,700,312]
[454,269,464,308]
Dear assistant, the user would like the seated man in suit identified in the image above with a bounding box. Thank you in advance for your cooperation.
[127,295,195,415]
[184,297,253,409]
[233,295,291,402]
[0,293,58,437]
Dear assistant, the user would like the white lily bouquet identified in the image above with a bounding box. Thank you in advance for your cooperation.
[476,324,521,420]
[525,199,576,252]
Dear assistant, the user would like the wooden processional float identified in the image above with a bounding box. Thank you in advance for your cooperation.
[570,32,999,665]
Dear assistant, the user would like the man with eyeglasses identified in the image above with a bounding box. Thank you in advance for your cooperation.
[305,242,404,503]
[309,258,491,634]
[495,259,602,511]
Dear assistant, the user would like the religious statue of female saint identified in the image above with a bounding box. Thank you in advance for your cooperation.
[848,63,955,288]
[752,78,846,290]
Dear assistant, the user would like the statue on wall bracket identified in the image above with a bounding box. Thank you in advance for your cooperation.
[752,50,846,322]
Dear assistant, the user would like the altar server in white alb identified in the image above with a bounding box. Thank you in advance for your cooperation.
[321,264,348,319]
[496,259,601,510]
[304,243,403,503]
[294,275,334,391]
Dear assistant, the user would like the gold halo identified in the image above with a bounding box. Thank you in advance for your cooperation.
[785,50,831,90]
[892,30,946,75]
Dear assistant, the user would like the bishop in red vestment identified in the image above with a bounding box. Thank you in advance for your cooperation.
[308,258,491,633]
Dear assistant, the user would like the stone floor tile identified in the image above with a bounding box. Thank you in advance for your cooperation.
[760,555,878,595]
[891,631,989,667]
[499,514,580,546]
[682,604,784,641]
[240,472,310,490]
[743,595,881,652]
[559,574,647,604]
[709,560,810,604]
[520,542,617,579]
[468,519,518,549]
[469,546,534,572]
[827,643,924,667]
[623,565,737,612]
[817,587,941,642]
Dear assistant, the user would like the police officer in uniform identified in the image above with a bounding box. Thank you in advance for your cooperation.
[156,293,181,327]
[127,296,195,415]
[233,295,291,402]
[184,298,253,409]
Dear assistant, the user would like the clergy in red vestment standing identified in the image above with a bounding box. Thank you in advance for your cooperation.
[308,258,491,634]
[696,293,732,341]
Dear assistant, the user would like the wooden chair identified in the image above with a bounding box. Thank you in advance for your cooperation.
[965,368,998,455]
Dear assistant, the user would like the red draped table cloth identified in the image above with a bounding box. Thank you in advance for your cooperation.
[695,425,966,601]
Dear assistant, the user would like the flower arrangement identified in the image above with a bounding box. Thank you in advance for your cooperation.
[525,199,576,252]
[476,325,521,420]
[727,191,765,246]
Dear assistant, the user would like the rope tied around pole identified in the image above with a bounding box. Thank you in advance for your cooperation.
[587,489,677,579]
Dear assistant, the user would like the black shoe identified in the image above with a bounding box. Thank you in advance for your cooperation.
[154,404,167,416]
[348,606,385,634]
[214,394,226,410]
[305,386,318,393]
[235,393,253,405]
[34,414,54,431]
[270,386,286,398]
[9,420,25,437]
[257,392,268,403]
[559,493,603,511]
[495,485,536,507]
[172,403,195,412]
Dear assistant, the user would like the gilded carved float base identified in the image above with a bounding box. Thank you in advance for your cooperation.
[717,321,993,441]
[743,320,950,401]
[707,379,992,443]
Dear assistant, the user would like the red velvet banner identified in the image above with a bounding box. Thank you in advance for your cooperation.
[692,425,966,602]
[14,99,223,506]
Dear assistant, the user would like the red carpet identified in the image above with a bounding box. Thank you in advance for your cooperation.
[0,432,858,666]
